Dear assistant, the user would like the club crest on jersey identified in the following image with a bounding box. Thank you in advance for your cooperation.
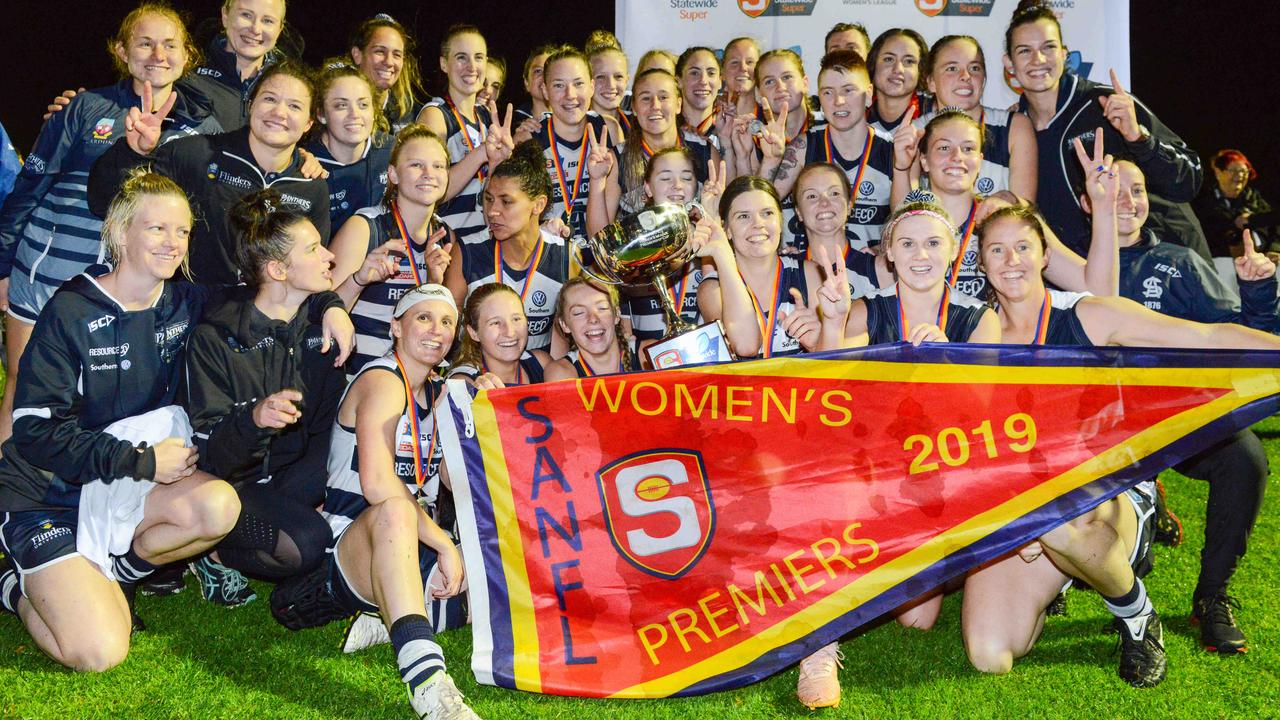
[1142,276,1163,299]
[92,118,116,141]
[207,162,218,180]
[596,449,715,580]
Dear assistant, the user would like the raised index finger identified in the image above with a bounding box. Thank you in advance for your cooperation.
[1242,229,1260,257]
[1109,68,1127,96]
[503,103,514,132]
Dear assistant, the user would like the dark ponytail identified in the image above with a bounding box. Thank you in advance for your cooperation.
[1005,1,1063,55]
[230,189,311,287]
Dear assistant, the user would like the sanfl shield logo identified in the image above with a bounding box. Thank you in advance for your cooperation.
[596,449,715,580]
[738,0,769,17]
[915,0,947,16]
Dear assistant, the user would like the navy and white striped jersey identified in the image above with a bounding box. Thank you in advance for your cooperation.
[915,106,1014,197]
[322,357,445,540]
[427,97,491,243]
[460,228,574,351]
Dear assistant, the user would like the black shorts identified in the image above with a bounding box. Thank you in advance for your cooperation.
[0,509,80,588]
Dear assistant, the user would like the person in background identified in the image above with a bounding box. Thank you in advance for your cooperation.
[478,57,506,108]
[184,0,289,131]
[1193,149,1279,289]
[348,14,427,134]
[867,28,930,134]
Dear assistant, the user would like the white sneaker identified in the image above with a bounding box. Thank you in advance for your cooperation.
[409,672,481,720]
[341,612,391,653]
[796,642,843,709]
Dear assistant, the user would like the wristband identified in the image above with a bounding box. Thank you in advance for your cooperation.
[352,274,369,287]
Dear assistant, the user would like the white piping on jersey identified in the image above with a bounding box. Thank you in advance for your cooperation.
[222,151,316,188]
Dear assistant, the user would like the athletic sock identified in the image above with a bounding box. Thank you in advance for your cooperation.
[389,614,445,692]
[0,568,20,614]
[111,546,159,584]
[1102,577,1154,638]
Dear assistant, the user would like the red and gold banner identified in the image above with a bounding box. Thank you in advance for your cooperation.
[437,344,1279,697]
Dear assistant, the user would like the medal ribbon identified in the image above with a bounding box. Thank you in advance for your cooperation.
[392,352,437,488]
[898,282,950,342]
[444,95,486,180]
[640,132,683,161]
[947,201,979,287]
[493,233,547,306]
[391,203,426,287]
[547,115,589,215]
[1032,289,1051,345]
[738,259,785,358]
[668,272,691,316]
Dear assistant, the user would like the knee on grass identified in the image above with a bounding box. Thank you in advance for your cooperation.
[60,633,129,673]
[966,639,1015,675]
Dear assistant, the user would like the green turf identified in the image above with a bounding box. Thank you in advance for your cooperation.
[1,407,1277,718]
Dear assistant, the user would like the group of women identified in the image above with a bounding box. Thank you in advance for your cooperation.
[0,0,1275,717]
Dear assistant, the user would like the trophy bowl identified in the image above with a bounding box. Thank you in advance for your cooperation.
[579,202,734,369]
[584,202,701,288]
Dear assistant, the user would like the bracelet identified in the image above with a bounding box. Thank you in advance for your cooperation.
[894,164,913,171]
[351,275,369,287]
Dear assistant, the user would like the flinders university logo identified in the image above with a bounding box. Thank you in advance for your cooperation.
[737,0,818,17]
[915,0,997,17]
[597,449,715,580]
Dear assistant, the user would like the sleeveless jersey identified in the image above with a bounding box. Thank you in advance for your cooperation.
[945,201,987,300]
[460,228,574,351]
[915,105,1015,197]
[627,264,705,343]
[347,205,454,372]
[322,358,445,540]
[797,127,896,251]
[427,97,492,243]
[538,113,613,247]
[737,255,809,359]
[807,241,882,301]
[1043,290,1094,346]
[863,285,990,345]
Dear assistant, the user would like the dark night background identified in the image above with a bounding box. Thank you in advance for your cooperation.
[3,2,1276,200]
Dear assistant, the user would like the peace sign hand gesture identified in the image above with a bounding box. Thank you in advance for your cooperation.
[483,101,516,166]
[758,99,789,162]
[1098,69,1143,143]
[124,81,177,155]
[813,245,851,323]
[1235,229,1277,282]
[586,123,615,179]
[699,159,727,220]
[1073,127,1117,208]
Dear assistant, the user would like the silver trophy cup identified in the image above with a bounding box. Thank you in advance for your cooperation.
[580,203,733,368]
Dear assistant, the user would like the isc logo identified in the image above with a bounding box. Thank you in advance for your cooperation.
[596,450,715,580]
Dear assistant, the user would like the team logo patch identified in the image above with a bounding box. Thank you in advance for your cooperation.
[26,154,47,174]
[207,162,218,180]
[531,290,548,307]
[859,180,874,197]
[737,0,769,17]
[92,117,116,141]
[976,177,995,194]
[596,449,715,580]
[1142,277,1163,299]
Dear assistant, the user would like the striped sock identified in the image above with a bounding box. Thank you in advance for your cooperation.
[390,614,445,692]
[0,569,20,614]
[1103,578,1154,638]
[111,546,158,584]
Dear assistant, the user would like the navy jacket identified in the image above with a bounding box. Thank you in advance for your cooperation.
[1118,229,1277,332]
[1019,72,1207,259]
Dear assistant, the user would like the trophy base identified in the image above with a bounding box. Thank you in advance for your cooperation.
[645,321,734,369]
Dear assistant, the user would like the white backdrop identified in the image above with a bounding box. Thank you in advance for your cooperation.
[616,0,1129,109]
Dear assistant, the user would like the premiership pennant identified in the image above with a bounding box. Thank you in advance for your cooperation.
[437,344,1280,698]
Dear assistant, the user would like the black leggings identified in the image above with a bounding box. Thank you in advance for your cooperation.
[215,483,331,580]
[1173,429,1269,599]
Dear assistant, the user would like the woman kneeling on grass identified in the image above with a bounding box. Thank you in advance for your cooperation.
[961,203,1280,689]
[269,284,479,720]
[0,171,240,671]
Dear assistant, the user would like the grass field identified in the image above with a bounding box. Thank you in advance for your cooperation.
[1,395,1277,718]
